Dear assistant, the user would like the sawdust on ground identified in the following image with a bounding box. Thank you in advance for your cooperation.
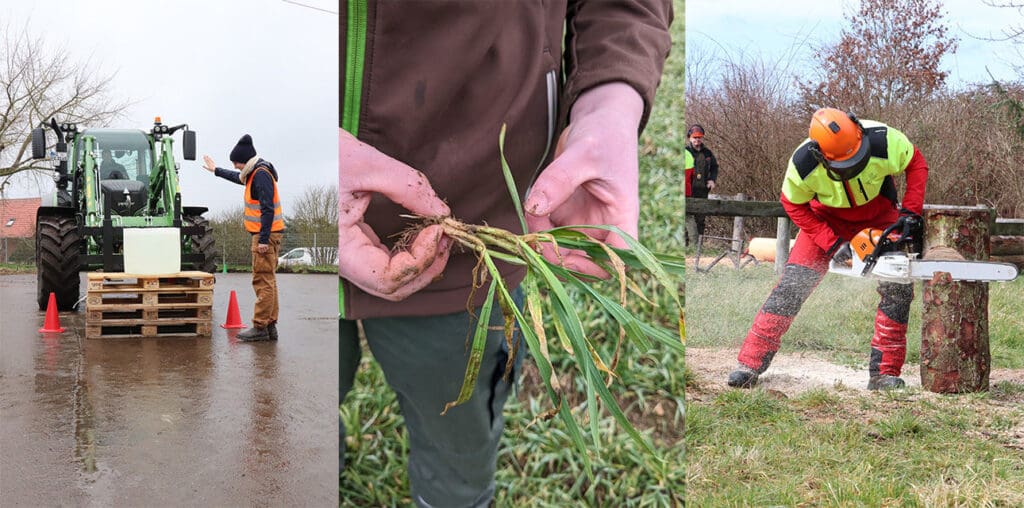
[687,347,1024,397]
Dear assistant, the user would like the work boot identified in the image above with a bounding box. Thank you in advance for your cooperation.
[727,365,759,388]
[237,326,272,342]
[268,323,278,341]
[868,375,906,391]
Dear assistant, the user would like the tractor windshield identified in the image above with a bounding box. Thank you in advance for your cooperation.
[80,130,153,185]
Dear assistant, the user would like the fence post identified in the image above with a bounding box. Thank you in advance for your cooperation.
[775,218,791,276]
[920,204,993,393]
[731,193,746,255]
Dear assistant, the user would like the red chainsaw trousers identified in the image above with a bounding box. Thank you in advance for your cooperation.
[736,204,913,377]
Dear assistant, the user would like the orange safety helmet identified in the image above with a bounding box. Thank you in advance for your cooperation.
[808,108,871,181]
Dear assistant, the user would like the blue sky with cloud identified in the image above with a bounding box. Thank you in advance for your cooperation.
[687,0,1020,87]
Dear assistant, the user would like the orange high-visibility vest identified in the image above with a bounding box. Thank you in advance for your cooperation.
[244,167,285,233]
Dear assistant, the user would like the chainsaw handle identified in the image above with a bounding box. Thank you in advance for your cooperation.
[860,215,924,276]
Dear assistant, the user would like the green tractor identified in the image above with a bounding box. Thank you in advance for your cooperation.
[31,117,217,311]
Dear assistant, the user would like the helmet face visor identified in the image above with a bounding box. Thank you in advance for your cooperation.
[811,133,872,181]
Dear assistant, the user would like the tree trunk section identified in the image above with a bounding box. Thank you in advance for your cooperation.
[775,218,791,276]
[920,205,992,393]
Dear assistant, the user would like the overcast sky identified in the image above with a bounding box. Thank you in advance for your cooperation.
[3,0,337,216]
[687,0,1020,87]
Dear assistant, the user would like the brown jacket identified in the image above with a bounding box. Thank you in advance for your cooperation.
[341,0,672,319]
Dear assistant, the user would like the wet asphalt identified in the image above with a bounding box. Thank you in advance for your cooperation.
[0,273,338,506]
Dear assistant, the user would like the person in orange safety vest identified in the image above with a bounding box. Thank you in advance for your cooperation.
[202,134,285,342]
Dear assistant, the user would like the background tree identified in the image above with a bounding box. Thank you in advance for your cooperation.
[982,0,1024,72]
[0,22,127,193]
[210,206,250,266]
[285,184,338,265]
[799,0,958,118]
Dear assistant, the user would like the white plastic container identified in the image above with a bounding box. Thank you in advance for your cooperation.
[123,227,181,274]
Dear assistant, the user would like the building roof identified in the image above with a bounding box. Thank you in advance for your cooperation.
[0,197,41,239]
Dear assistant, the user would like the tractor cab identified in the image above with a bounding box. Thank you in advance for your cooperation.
[81,129,153,217]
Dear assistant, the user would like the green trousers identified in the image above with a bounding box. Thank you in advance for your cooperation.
[340,289,523,508]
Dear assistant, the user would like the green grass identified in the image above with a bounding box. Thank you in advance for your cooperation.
[687,386,1024,506]
[687,263,1024,369]
[341,2,687,504]
[687,263,1024,505]
[342,346,687,507]
[0,262,34,274]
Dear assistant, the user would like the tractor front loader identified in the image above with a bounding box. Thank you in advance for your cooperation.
[31,117,217,311]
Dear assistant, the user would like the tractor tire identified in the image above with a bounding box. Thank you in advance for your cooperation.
[36,214,81,311]
[184,214,218,273]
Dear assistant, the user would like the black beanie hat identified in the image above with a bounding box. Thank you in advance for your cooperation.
[229,134,257,164]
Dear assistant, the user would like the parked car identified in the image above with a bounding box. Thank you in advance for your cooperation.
[278,247,338,267]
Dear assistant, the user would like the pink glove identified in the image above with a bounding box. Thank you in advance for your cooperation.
[339,129,451,301]
[525,82,643,278]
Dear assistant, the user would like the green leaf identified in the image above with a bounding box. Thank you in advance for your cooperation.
[441,275,497,415]
[481,253,595,480]
[498,124,528,234]
[548,224,683,310]
[519,245,659,458]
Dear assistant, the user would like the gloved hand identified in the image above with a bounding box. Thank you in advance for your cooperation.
[893,207,924,253]
[524,82,643,278]
[831,240,853,265]
[897,208,923,234]
[339,129,451,301]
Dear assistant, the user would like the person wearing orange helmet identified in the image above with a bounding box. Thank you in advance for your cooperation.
[685,124,718,238]
[728,108,928,390]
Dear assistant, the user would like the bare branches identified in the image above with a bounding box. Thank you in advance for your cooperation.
[0,22,128,186]
[286,184,339,264]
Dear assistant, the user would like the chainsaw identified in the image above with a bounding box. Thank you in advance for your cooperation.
[828,216,1019,283]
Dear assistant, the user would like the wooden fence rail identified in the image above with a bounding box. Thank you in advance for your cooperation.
[687,197,1024,272]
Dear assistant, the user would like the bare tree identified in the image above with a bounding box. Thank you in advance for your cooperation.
[0,22,127,193]
[686,42,808,202]
[211,206,250,266]
[979,0,1024,73]
[287,184,339,265]
[982,1,1024,41]
[799,0,958,117]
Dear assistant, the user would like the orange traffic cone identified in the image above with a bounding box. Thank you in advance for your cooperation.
[39,292,66,333]
[220,290,247,329]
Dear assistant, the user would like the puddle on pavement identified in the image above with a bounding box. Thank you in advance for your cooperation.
[1,273,337,505]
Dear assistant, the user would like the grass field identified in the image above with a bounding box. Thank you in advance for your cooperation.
[687,264,1024,369]
[340,3,688,506]
[687,265,1024,505]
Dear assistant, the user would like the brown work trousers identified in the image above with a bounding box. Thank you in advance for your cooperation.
[251,232,282,328]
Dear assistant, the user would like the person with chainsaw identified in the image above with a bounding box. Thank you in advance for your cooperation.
[340,2,672,506]
[728,108,928,391]
[685,124,718,238]
[202,134,284,342]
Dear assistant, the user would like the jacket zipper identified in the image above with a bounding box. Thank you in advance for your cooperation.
[529,70,559,185]
[856,178,869,202]
[343,0,367,136]
[842,180,857,207]
[542,70,557,163]
[340,0,368,319]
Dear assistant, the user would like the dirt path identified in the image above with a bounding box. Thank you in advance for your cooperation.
[687,347,1024,398]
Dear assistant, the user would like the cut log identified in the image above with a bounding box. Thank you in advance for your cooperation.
[919,205,992,393]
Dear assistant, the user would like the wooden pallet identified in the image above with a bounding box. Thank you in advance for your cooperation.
[85,271,214,339]
[86,322,213,339]
[86,271,215,292]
